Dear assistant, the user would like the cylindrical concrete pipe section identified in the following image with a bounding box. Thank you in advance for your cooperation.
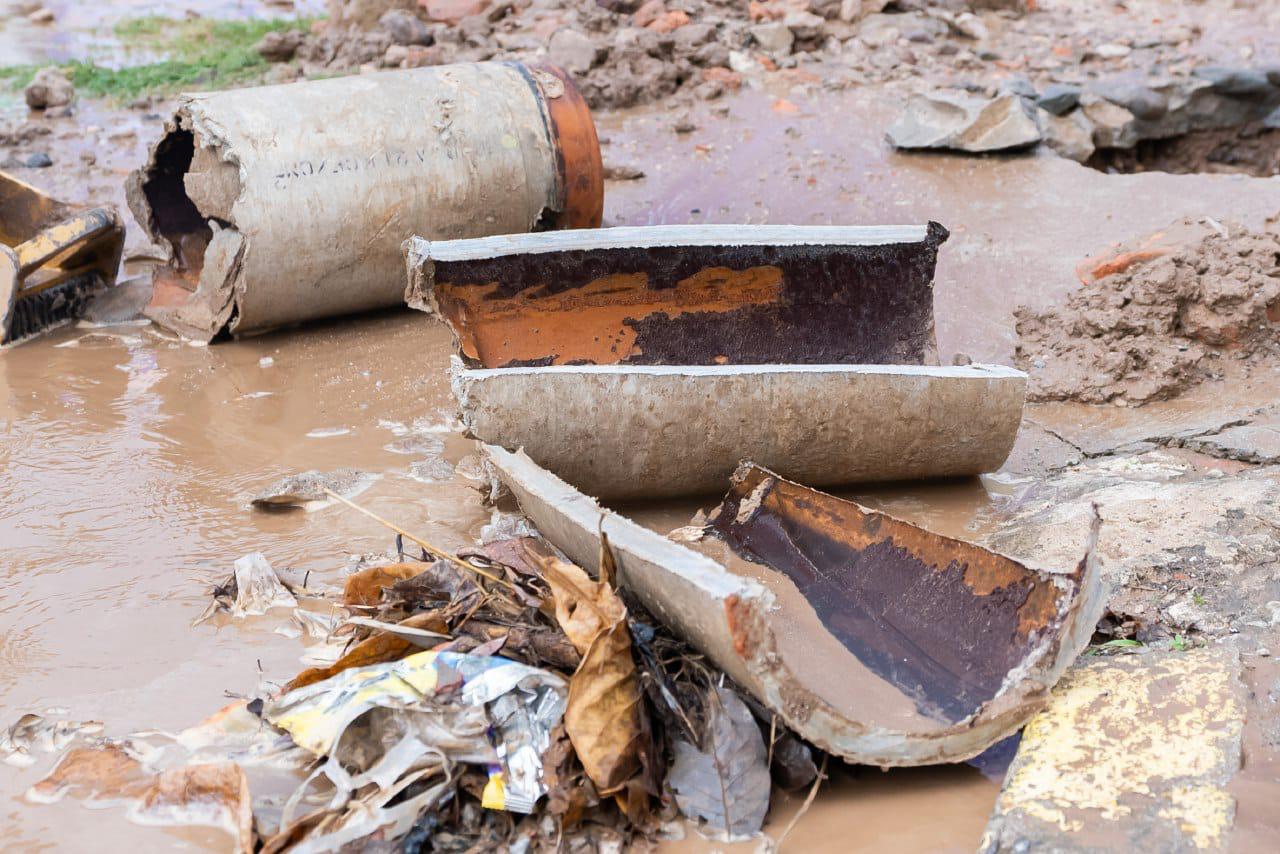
[453,361,1027,501]
[128,62,602,341]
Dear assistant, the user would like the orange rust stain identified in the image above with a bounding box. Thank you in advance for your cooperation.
[734,467,1066,640]
[1077,248,1169,284]
[724,594,750,657]
[529,62,604,229]
[438,265,785,367]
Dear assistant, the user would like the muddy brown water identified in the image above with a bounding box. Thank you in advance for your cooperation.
[4,75,1279,849]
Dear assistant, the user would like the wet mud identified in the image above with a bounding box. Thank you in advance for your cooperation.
[4,9,1280,848]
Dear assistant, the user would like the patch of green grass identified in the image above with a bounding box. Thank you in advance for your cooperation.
[1089,638,1143,656]
[1172,634,1190,652]
[0,15,317,102]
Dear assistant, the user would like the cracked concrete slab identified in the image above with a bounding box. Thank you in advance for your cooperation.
[981,647,1247,854]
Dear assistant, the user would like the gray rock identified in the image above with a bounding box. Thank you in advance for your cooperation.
[378,9,433,46]
[750,21,795,55]
[24,152,52,168]
[1037,83,1081,115]
[999,76,1037,99]
[953,12,989,41]
[1079,93,1137,149]
[1090,79,1168,121]
[548,28,599,73]
[887,92,1042,153]
[1039,107,1094,163]
[1265,105,1280,130]
[1183,421,1280,465]
[23,66,73,110]
[255,29,303,63]
[783,10,825,41]
[1193,66,1274,98]
[673,22,716,52]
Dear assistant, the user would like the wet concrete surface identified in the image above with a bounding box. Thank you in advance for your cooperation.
[2,37,1279,853]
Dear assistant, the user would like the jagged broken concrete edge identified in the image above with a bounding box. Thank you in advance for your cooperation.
[129,63,599,342]
[455,358,1028,500]
[404,222,947,368]
[480,444,1108,766]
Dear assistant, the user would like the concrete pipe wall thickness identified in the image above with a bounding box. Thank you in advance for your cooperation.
[128,62,603,341]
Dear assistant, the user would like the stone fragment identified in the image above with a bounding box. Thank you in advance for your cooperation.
[783,10,824,41]
[1193,66,1274,98]
[1079,93,1137,148]
[1094,42,1132,59]
[981,648,1246,854]
[27,7,54,24]
[646,10,689,33]
[999,76,1036,99]
[1039,108,1094,163]
[953,12,989,41]
[1090,79,1168,121]
[750,21,794,55]
[548,29,599,73]
[857,13,901,47]
[23,66,73,110]
[378,9,432,46]
[420,0,490,25]
[25,152,52,169]
[255,30,304,63]
[632,0,665,28]
[1183,421,1280,464]
[887,92,1042,153]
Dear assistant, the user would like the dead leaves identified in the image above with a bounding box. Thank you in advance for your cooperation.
[137,764,255,854]
[30,748,255,852]
[342,563,423,607]
[668,684,771,838]
[535,550,642,796]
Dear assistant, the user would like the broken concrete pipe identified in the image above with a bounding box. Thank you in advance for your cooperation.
[454,359,1026,500]
[405,223,949,367]
[482,446,1106,766]
[127,62,602,342]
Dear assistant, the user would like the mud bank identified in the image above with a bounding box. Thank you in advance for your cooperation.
[1016,219,1280,405]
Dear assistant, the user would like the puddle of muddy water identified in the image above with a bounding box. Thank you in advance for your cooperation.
[0,311,494,846]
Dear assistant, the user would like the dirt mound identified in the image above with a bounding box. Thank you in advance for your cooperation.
[1015,223,1280,405]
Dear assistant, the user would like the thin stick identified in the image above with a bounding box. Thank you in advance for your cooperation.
[322,488,516,591]
[774,753,829,851]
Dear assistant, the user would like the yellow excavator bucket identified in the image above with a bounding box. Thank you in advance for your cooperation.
[1,170,124,346]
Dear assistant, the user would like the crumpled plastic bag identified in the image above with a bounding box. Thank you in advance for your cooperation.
[265,650,567,813]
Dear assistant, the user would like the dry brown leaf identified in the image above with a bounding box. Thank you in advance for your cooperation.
[537,554,642,795]
[29,744,154,803]
[137,763,255,854]
[342,563,424,607]
[286,611,448,691]
[538,555,622,655]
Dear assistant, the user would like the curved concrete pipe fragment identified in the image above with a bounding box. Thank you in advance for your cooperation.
[454,360,1026,500]
[127,62,602,341]
[406,223,947,367]
[481,446,1106,766]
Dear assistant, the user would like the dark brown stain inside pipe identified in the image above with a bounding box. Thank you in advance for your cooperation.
[707,466,1066,723]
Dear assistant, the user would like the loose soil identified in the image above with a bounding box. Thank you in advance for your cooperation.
[1015,222,1280,405]
[1088,123,1280,177]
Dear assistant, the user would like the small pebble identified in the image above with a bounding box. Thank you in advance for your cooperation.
[25,152,52,168]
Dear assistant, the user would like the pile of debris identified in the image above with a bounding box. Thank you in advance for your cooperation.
[1015,219,1280,405]
[284,0,1040,108]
